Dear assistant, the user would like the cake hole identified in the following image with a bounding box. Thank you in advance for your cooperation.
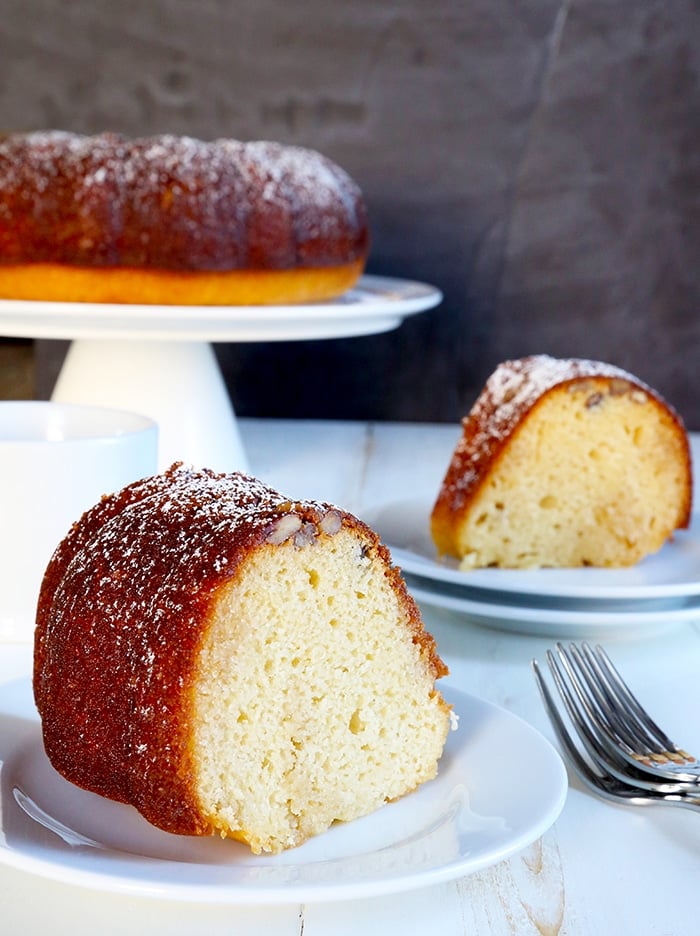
[349,709,366,734]
[539,494,558,509]
[475,512,489,526]
[307,568,320,588]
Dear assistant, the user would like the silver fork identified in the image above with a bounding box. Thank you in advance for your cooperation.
[532,656,700,813]
[541,641,700,785]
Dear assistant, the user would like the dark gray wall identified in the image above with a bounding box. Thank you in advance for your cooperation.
[3,1,700,425]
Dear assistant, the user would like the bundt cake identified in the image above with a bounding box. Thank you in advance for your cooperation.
[34,464,451,855]
[431,355,693,569]
[0,130,369,305]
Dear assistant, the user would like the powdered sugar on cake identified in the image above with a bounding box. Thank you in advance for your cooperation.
[444,355,655,502]
[43,464,352,655]
[0,131,368,270]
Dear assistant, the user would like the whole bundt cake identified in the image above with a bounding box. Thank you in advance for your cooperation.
[34,464,451,855]
[431,355,693,569]
[0,130,369,305]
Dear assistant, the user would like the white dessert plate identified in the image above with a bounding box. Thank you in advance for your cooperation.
[0,677,566,904]
[0,275,442,342]
[405,577,700,638]
[366,498,700,603]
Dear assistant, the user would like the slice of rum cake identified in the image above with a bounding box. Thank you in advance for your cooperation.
[34,464,452,854]
[431,355,692,569]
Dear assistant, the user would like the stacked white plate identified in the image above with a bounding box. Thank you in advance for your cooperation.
[365,498,700,637]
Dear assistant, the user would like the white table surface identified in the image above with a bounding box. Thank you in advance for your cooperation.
[2,417,699,935]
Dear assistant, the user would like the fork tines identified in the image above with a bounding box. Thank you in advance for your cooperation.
[575,643,694,765]
[542,641,699,786]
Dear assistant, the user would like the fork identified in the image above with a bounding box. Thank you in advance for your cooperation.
[540,641,700,785]
[532,656,700,813]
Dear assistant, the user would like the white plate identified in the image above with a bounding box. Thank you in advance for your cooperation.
[0,275,442,342]
[0,677,566,904]
[405,577,700,638]
[367,498,700,603]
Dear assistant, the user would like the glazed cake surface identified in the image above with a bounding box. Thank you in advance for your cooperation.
[0,131,369,304]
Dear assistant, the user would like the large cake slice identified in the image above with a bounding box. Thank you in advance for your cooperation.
[34,464,451,854]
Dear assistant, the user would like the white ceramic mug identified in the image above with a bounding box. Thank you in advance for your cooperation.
[0,402,158,642]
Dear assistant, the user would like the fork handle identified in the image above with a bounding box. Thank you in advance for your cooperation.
[653,795,700,813]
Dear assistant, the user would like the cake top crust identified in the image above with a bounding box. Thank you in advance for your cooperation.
[436,355,684,509]
[0,130,369,270]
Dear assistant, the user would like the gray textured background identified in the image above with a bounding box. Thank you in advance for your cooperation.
[2,0,699,425]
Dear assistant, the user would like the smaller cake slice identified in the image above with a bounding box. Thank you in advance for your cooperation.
[431,355,692,569]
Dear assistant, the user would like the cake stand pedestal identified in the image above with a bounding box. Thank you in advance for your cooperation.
[52,339,243,471]
[0,275,442,471]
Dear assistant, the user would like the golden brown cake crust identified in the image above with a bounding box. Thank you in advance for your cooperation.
[0,131,369,304]
[34,464,445,836]
[431,355,693,562]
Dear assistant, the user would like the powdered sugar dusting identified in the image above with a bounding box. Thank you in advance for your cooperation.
[0,131,368,270]
[37,464,351,689]
[474,355,651,440]
[441,355,657,503]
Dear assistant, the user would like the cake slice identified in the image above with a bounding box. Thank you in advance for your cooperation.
[34,464,451,854]
[431,355,692,569]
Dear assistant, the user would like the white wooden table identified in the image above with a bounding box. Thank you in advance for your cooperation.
[1,418,699,934]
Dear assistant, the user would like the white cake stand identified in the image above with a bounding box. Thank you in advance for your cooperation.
[0,276,442,471]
